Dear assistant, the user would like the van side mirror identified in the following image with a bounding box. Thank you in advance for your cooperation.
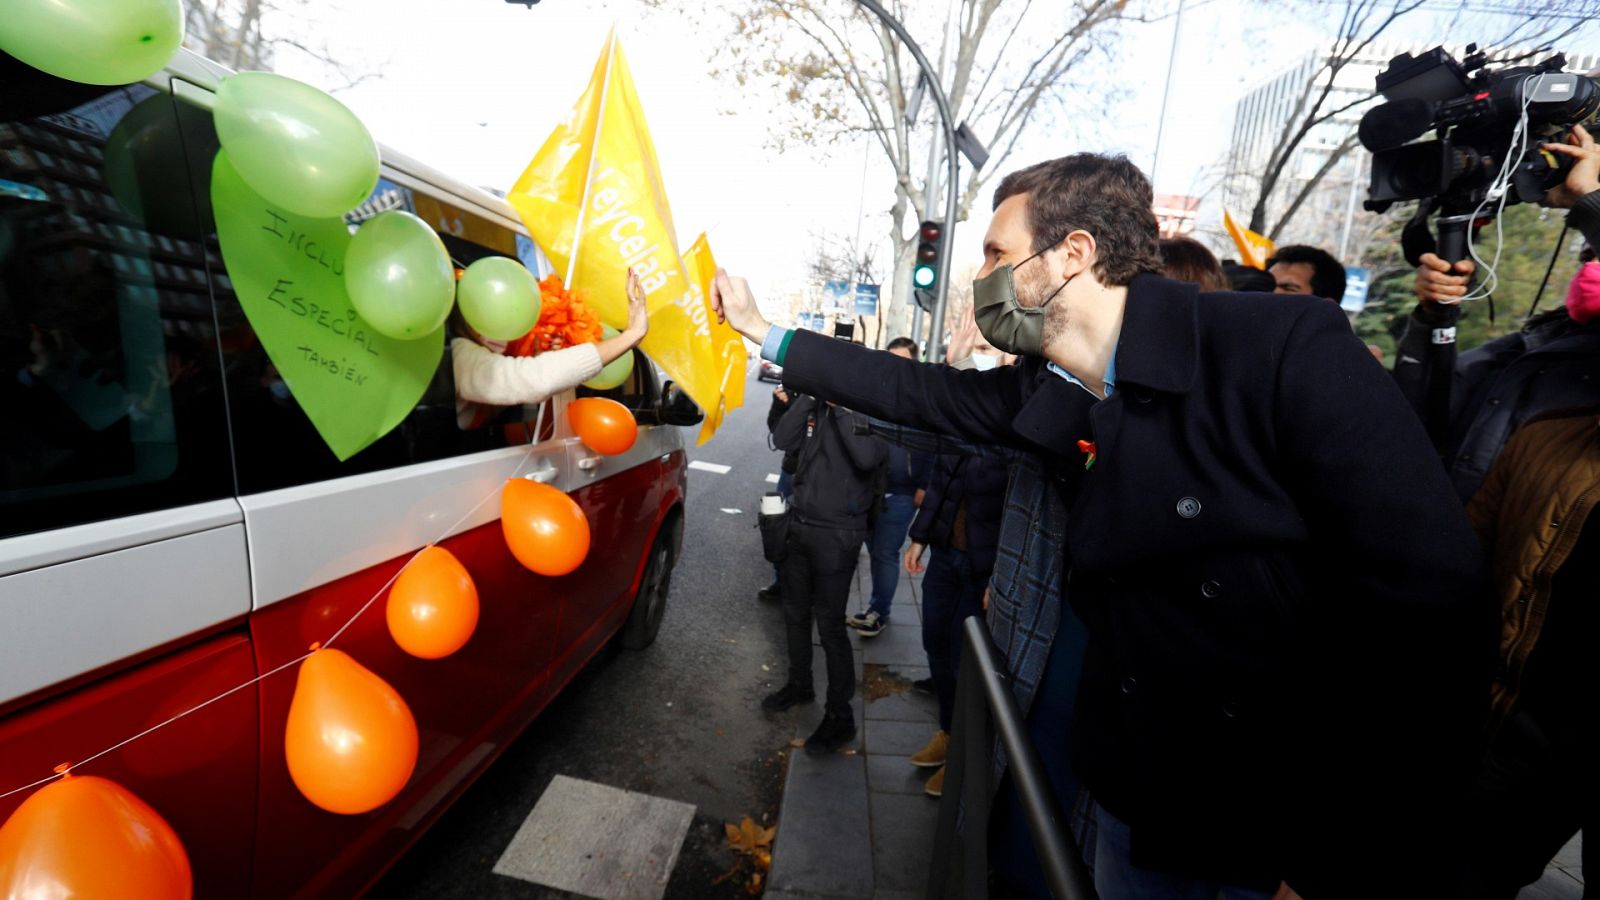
[658,381,704,427]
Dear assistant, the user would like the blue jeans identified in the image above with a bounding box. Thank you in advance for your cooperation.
[919,547,987,732]
[1093,804,1277,900]
[866,493,916,618]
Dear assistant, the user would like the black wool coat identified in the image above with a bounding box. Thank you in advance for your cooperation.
[780,273,1492,897]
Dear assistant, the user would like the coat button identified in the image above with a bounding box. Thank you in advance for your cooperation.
[1176,497,1202,519]
[1121,677,1138,695]
[1200,579,1222,598]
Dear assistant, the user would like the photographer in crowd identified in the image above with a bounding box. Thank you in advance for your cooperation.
[763,393,886,755]
[714,152,1487,898]
[1393,124,1600,501]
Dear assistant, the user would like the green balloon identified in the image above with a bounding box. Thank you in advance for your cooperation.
[584,326,635,390]
[213,72,380,219]
[344,211,455,341]
[104,94,217,236]
[457,257,541,342]
[0,0,183,86]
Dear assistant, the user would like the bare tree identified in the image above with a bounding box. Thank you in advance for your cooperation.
[1230,0,1595,241]
[183,0,380,89]
[651,0,1144,337]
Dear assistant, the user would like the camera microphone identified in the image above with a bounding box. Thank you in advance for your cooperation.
[1359,98,1433,151]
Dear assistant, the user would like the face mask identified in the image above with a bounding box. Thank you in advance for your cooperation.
[970,353,999,371]
[971,248,1071,357]
[1565,260,1600,325]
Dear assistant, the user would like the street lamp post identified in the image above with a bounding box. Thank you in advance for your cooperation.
[852,0,960,363]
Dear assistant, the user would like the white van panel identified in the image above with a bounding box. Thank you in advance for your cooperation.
[241,442,573,610]
[0,523,251,705]
[0,500,243,578]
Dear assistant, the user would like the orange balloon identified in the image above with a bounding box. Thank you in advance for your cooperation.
[568,397,638,455]
[501,479,591,576]
[386,545,479,659]
[0,773,192,899]
[285,648,418,815]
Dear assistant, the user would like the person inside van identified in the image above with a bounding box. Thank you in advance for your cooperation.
[453,267,649,430]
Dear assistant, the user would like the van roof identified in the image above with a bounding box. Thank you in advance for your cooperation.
[163,48,526,234]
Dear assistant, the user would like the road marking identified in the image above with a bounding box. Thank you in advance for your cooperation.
[688,460,732,474]
[765,473,780,484]
[493,775,695,900]
[720,508,743,515]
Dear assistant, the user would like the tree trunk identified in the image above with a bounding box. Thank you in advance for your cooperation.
[886,234,916,341]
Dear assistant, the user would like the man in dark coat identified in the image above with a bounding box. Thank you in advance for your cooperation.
[712,153,1489,898]
[764,393,887,754]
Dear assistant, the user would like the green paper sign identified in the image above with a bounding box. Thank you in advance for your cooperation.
[212,151,443,461]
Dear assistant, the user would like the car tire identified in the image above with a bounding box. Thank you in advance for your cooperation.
[620,519,677,650]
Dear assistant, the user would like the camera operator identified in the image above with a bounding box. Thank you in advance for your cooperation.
[1393,124,1600,501]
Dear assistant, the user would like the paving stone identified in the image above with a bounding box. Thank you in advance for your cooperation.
[1552,834,1583,873]
[863,718,935,757]
[868,792,941,896]
[863,689,938,725]
[492,775,694,900]
[859,628,930,666]
[866,753,937,797]
[768,752,874,899]
[792,704,865,751]
[1518,867,1584,900]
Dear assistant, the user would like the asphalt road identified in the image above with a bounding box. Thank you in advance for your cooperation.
[370,369,797,900]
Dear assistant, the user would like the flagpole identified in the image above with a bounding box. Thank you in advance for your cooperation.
[564,28,619,287]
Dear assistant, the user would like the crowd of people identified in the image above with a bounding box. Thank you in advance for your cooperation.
[736,123,1600,899]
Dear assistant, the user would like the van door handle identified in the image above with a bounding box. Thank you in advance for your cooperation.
[577,455,603,472]
[524,459,559,483]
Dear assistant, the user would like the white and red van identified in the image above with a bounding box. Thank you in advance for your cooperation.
[0,47,695,897]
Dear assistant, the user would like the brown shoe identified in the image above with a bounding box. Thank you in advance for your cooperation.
[909,729,948,768]
[924,765,945,798]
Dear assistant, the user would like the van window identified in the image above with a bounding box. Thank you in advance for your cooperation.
[575,349,661,420]
[0,77,232,540]
[169,98,553,494]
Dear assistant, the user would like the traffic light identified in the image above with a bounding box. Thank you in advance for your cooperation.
[912,220,943,310]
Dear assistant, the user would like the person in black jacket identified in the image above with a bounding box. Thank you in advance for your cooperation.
[901,445,1009,799]
[1393,123,1600,502]
[763,394,887,754]
[760,385,800,602]
[713,152,1488,898]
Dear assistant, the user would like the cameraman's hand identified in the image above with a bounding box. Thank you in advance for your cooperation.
[1543,123,1600,209]
[710,269,772,344]
[1414,253,1475,306]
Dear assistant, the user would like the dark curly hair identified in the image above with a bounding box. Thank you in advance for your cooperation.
[992,154,1163,286]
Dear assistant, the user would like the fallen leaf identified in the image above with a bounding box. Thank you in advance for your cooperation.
[724,816,776,858]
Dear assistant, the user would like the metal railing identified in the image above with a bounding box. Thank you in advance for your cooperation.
[927,617,1098,900]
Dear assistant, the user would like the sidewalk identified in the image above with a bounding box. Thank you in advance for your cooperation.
[766,550,942,900]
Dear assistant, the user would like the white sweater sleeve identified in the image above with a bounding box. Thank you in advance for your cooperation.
[451,338,604,406]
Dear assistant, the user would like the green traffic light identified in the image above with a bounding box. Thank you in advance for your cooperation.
[913,265,936,288]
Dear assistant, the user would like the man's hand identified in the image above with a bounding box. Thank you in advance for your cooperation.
[773,386,790,404]
[903,542,927,575]
[1271,882,1304,900]
[913,488,926,508]
[946,305,980,366]
[1414,253,1475,306]
[710,268,772,343]
[1544,123,1600,209]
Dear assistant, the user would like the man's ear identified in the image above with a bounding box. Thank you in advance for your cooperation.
[1062,229,1098,280]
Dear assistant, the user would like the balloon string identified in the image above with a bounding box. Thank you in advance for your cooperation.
[0,413,550,802]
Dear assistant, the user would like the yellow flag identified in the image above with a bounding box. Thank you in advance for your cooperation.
[1223,209,1276,270]
[507,30,745,442]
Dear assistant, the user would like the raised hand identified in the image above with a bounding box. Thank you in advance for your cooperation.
[710,268,771,343]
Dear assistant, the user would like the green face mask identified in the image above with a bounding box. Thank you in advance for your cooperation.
[971,249,1070,358]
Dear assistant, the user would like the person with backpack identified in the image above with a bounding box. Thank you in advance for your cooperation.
[762,393,887,754]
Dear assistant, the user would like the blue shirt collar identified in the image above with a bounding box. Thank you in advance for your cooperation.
[1046,353,1117,399]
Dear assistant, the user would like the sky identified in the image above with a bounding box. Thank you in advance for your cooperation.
[267,0,1595,318]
